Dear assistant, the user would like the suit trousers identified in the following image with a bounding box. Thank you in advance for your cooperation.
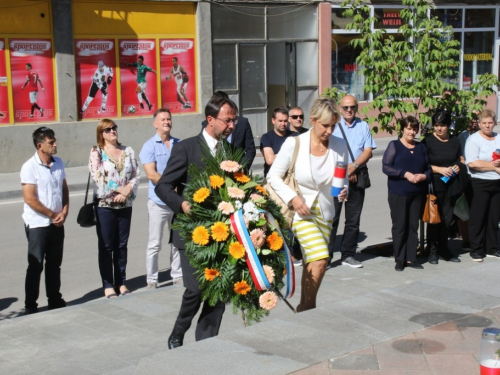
[469,178,500,257]
[388,193,422,263]
[146,200,181,283]
[329,183,365,260]
[96,207,132,289]
[172,249,225,341]
[24,224,65,310]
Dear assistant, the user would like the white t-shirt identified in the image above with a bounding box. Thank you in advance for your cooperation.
[20,153,66,228]
[465,131,500,180]
[310,151,333,187]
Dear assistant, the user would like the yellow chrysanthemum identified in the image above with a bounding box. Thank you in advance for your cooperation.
[205,268,220,281]
[234,280,252,295]
[256,185,269,196]
[209,175,225,189]
[266,232,283,251]
[234,172,251,183]
[211,222,230,242]
[229,242,246,259]
[193,187,210,203]
[192,226,210,245]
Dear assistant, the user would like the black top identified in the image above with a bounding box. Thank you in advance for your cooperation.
[382,139,431,196]
[260,129,298,176]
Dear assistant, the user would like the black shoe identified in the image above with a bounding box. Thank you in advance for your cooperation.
[406,262,424,269]
[48,299,67,310]
[148,104,153,111]
[470,252,484,262]
[24,307,38,315]
[428,252,438,265]
[140,103,144,110]
[441,253,461,263]
[168,334,183,349]
[395,261,405,271]
[486,251,500,258]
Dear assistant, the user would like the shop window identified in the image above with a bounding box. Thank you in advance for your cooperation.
[213,44,237,91]
[465,9,495,28]
[268,5,317,40]
[374,8,404,30]
[212,5,265,40]
[463,31,494,90]
[297,42,318,87]
[240,45,266,109]
[431,9,462,28]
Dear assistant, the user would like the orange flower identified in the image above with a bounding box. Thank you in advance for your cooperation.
[209,175,225,189]
[205,268,220,281]
[192,226,210,245]
[229,242,246,259]
[266,232,283,251]
[234,280,252,295]
[193,187,210,203]
[234,172,251,183]
[211,222,230,242]
[256,185,269,196]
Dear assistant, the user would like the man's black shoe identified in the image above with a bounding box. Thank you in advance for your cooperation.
[428,252,438,265]
[486,250,500,258]
[470,252,484,262]
[48,299,67,310]
[24,307,38,315]
[168,334,183,349]
[395,261,405,271]
[406,262,424,269]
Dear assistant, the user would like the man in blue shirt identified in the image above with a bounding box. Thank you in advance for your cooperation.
[329,95,377,268]
[139,108,181,288]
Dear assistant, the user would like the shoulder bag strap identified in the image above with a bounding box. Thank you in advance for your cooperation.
[84,172,91,205]
[288,136,300,174]
[337,122,356,164]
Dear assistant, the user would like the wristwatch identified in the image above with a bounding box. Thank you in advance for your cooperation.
[353,163,359,169]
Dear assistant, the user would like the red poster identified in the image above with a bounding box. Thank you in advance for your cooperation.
[160,39,196,113]
[75,39,117,119]
[0,39,9,124]
[9,39,55,123]
[118,39,157,117]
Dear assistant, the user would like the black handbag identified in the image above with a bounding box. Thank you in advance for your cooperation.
[76,173,97,228]
[337,122,371,189]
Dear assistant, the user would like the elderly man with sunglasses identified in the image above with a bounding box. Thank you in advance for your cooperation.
[328,95,377,268]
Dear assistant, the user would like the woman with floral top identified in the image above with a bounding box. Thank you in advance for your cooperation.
[89,119,140,298]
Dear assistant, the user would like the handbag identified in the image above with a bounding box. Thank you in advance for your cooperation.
[76,172,97,228]
[422,184,441,224]
[337,122,371,189]
[264,137,300,229]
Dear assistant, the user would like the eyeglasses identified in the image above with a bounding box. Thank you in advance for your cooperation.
[103,125,118,133]
[341,105,357,111]
[216,117,238,126]
[290,115,304,120]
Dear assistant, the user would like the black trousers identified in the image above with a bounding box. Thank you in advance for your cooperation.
[329,183,365,260]
[24,224,65,310]
[469,179,500,256]
[96,207,132,289]
[388,193,422,263]
[172,249,225,341]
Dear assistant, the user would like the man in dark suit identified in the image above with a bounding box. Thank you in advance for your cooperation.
[155,96,238,349]
[202,91,256,170]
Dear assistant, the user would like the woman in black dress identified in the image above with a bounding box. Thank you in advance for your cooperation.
[422,110,465,264]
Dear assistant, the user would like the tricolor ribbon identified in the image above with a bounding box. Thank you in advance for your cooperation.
[229,209,295,299]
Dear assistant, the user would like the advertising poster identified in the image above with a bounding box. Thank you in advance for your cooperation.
[160,39,196,113]
[118,39,157,117]
[9,39,55,123]
[0,39,9,124]
[75,39,117,120]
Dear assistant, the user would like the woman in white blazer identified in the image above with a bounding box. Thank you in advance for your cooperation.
[268,97,348,312]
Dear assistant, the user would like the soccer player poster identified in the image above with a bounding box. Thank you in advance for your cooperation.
[9,39,56,123]
[75,39,117,120]
[118,39,157,117]
[0,39,9,124]
[160,39,196,113]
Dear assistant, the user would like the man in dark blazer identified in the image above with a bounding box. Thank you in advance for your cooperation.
[202,91,256,170]
[155,96,238,349]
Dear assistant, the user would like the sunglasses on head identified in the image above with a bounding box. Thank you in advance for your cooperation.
[103,125,118,133]
[290,115,304,120]
[341,105,357,111]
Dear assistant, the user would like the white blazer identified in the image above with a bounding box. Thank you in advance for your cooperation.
[267,130,348,223]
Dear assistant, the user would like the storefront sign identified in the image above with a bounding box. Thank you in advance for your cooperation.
[383,11,402,26]
[0,39,9,124]
[75,39,117,119]
[463,53,493,61]
[345,64,358,72]
[9,39,55,123]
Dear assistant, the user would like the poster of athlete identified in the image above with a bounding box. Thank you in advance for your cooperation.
[0,39,9,124]
[160,39,196,113]
[9,39,55,123]
[75,39,117,119]
[119,39,157,117]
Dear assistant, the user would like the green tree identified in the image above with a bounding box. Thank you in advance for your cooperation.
[324,0,500,134]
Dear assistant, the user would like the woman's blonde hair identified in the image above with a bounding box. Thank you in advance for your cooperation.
[309,96,341,126]
[478,109,496,123]
[96,119,120,148]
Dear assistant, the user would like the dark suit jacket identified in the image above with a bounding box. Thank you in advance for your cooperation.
[201,116,256,169]
[155,133,208,250]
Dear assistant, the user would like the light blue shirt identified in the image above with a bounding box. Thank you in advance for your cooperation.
[139,133,181,205]
[333,117,377,163]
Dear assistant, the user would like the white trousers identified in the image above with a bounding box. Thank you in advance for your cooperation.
[146,199,182,283]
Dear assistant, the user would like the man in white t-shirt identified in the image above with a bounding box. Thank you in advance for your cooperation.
[20,127,69,315]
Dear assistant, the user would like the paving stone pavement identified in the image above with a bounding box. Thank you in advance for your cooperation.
[1,242,499,375]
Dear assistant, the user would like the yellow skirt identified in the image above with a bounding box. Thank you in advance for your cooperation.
[291,200,332,264]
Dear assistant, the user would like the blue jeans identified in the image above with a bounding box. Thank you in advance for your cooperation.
[96,207,132,289]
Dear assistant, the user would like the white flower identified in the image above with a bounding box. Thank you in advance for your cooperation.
[234,200,242,210]
[243,201,258,213]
